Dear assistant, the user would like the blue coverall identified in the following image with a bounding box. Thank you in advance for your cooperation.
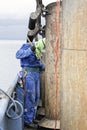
[16,43,45,125]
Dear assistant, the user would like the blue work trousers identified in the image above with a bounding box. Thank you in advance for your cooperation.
[24,72,40,124]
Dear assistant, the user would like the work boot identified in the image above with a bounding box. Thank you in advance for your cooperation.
[24,123,38,128]
[33,119,39,124]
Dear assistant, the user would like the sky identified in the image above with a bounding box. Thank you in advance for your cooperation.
[0,0,56,40]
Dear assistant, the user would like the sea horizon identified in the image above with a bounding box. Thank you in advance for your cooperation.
[0,40,25,91]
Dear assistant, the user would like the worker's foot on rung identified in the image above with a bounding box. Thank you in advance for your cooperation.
[33,119,39,124]
[24,123,38,128]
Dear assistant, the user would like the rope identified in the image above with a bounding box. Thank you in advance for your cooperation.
[54,0,60,130]
[26,36,33,46]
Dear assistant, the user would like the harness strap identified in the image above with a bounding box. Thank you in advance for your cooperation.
[22,68,40,72]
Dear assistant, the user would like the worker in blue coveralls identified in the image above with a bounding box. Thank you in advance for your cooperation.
[16,37,45,128]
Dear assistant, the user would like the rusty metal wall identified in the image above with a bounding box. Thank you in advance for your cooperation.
[45,2,60,120]
[61,0,87,130]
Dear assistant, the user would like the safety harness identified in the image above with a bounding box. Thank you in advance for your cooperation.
[22,68,40,73]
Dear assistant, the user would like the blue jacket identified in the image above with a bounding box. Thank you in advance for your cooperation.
[16,43,45,71]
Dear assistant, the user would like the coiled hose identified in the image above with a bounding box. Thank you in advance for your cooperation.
[0,88,23,120]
